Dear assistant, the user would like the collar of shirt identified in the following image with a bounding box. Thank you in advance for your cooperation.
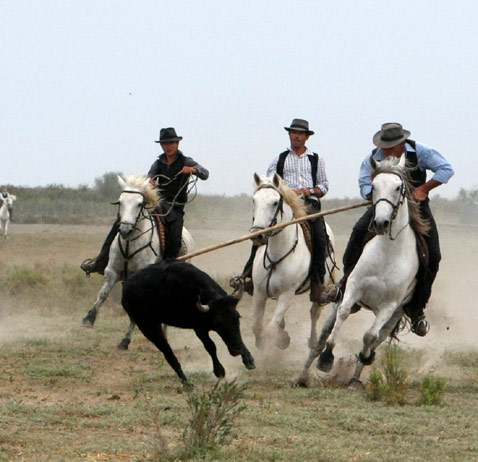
[373,142,416,161]
[287,146,314,157]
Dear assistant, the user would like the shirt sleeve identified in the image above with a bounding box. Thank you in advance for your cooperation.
[147,160,160,179]
[266,155,280,177]
[184,157,209,180]
[359,153,374,199]
[316,157,329,196]
[416,143,454,184]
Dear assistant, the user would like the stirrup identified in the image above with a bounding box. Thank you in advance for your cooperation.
[229,276,244,291]
[320,284,343,303]
[80,258,98,277]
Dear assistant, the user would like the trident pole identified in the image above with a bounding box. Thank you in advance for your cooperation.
[177,201,370,262]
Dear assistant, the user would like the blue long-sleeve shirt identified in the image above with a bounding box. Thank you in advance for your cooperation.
[359,141,454,199]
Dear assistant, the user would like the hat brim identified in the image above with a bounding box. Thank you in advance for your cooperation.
[284,127,314,136]
[373,130,410,148]
[155,136,183,143]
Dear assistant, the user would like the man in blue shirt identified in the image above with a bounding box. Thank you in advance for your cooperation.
[325,123,454,336]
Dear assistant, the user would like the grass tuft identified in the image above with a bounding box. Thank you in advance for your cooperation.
[419,375,446,406]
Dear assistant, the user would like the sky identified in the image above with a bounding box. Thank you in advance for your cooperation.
[1,0,476,199]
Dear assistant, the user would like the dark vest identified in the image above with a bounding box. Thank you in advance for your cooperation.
[276,150,319,186]
[153,153,187,206]
[372,140,426,188]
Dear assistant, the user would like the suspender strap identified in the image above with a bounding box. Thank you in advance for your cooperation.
[276,150,319,186]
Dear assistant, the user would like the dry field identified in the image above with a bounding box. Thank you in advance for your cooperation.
[0,216,477,461]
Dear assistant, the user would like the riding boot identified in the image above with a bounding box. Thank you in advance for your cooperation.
[80,219,119,276]
[230,244,257,296]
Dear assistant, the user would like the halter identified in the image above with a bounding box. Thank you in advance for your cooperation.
[113,189,159,278]
[253,182,301,298]
[252,183,284,236]
[370,171,409,240]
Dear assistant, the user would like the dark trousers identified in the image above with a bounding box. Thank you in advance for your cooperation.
[161,204,184,260]
[342,200,440,317]
[242,199,327,285]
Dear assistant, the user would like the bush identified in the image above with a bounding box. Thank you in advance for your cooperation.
[419,375,446,406]
[366,344,409,405]
[180,380,247,458]
[1,265,49,296]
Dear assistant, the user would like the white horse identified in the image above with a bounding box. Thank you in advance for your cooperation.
[250,173,338,350]
[82,175,194,349]
[0,194,16,238]
[297,154,430,386]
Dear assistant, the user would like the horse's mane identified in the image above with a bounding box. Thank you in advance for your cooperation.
[371,157,430,236]
[257,175,308,218]
[123,175,160,208]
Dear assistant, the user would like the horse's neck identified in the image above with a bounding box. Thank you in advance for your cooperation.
[266,206,297,254]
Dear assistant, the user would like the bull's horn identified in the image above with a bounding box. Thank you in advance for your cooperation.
[196,296,210,312]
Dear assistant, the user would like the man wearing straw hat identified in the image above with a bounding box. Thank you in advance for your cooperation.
[324,122,454,336]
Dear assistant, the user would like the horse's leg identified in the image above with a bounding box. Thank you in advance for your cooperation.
[308,301,325,349]
[317,295,357,372]
[350,308,403,385]
[117,319,135,350]
[82,270,120,327]
[295,304,338,387]
[252,291,268,349]
[267,291,295,349]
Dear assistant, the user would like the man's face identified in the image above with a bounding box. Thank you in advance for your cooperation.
[289,130,309,151]
[382,141,406,158]
[160,141,179,156]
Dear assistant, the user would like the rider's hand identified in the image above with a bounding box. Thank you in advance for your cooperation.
[294,188,310,197]
[181,166,196,175]
[412,186,428,202]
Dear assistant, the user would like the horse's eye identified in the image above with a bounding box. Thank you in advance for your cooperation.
[395,186,400,191]
[272,200,278,207]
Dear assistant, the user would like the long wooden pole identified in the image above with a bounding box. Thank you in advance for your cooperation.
[177,201,370,262]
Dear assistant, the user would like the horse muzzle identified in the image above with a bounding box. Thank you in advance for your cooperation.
[119,222,135,238]
[249,226,268,246]
[371,219,390,235]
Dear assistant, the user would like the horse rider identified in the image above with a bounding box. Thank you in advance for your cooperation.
[236,118,334,303]
[1,185,14,220]
[81,127,209,275]
[323,122,454,336]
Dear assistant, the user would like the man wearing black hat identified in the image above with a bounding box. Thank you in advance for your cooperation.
[323,122,454,336]
[81,127,208,274]
[148,127,209,259]
[234,118,332,303]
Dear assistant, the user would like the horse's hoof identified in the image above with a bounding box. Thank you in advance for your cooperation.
[276,331,291,350]
[293,374,310,388]
[117,339,130,350]
[82,317,95,328]
[348,378,364,390]
[317,351,334,372]
[359,351,375,365]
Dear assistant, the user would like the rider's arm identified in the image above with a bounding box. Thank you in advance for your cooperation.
[183,157,209,180]
[359,154,374,199]
[315,157,329,197]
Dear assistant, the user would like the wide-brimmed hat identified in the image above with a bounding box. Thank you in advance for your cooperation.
[373,123,411,148]
[284,118,315,136]
[154,127,183,143]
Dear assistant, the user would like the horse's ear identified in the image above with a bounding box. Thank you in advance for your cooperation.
[117,175,127,190]
[370,155,378,172]
[398,153,406,169]
[253,172,262,186]
[272,173,281,188]
[140,178,150,193]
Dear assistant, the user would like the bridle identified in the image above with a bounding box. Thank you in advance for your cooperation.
[370,171,409,240]
[252,183,300,297]
[112,189,159,277]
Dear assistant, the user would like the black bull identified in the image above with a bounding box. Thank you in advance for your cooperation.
[121,260,255,384]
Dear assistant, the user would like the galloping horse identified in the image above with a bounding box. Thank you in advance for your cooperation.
[250,173,338,350]
[82,175,194,349]
[297,154,430,386]
[0,194,16,238]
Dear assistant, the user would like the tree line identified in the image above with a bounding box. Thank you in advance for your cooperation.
[4,172,477,226]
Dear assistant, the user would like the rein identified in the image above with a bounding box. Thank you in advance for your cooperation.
[254,183,300,298]
[114,190,159,278]
[370,171,409,240]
